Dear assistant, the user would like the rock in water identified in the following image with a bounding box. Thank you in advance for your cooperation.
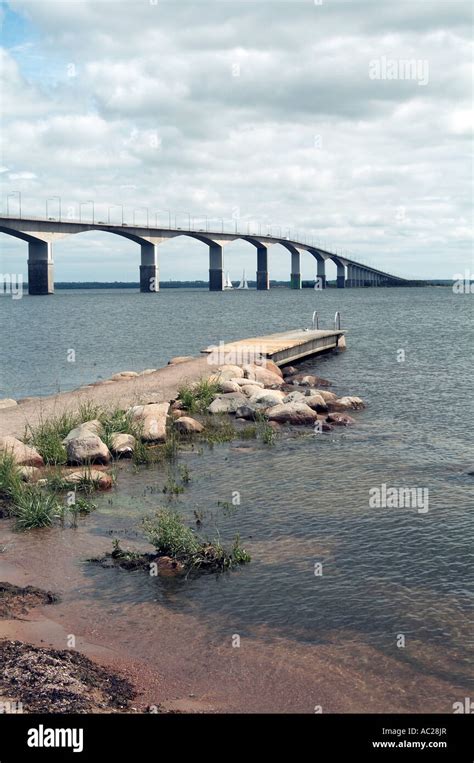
[175,416,204,434]
[109,433,136,457]
[62,420,103,444]
[242,364,284,387]
[326,413,356,426]
[66,435,111,465]
[267,402,318,424]
[131,402,170,442]
[0,436,44,467]
[66,469,113,490]
[207,393,247,414]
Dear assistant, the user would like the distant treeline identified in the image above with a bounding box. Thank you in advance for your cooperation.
[49,279,439,289]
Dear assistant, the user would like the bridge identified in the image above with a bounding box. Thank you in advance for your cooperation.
[0,215,409,295]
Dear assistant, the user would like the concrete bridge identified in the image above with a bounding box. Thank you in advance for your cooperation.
[0,215,408,294]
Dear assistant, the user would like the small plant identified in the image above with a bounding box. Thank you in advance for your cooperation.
[71,496,97,515]
[178,464,191,483]
[162,476,184,496]
[177,378,222,414]
[160,430,179,461]
[260,424,276,445]
[240,425,257,440]
[13,487,62,531]
[0,453,23,501]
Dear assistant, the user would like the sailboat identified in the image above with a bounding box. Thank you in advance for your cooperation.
[237,269,249,289]
[224,272,233,290]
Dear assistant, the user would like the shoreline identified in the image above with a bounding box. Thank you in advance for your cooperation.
[0,355,218,440]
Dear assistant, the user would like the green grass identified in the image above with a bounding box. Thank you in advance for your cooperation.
[0,452,23,502]
[177,378,222,414]
[142,508,251,571]
[199,417,236,444]
[12,487,62,531]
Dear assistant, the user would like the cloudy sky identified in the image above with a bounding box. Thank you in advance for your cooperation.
[0,0,472,282]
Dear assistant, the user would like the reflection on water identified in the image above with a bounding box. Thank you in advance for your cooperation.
[0,287,473,708]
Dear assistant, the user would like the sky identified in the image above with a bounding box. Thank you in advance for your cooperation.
[0,0,472,282]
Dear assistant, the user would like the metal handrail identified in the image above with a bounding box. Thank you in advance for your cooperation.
[312,311,319,330]
[334,311,341,330]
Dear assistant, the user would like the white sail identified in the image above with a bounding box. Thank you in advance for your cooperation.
[237,269,249,289]
[224,271,233,289]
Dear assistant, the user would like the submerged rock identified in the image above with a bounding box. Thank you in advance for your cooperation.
[153,556,185,576]
[66,468,113,490]
[175,416,204,434]
[326,413,356,426]
[0,436,44,467]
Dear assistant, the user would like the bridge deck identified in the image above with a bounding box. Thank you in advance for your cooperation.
[202,328,345,366]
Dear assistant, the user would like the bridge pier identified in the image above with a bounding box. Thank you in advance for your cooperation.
[139,242,159,292]
[209,243,224,291]
[316,258,326,289]
[347,264,355,287]
[256,246,269,290]
[290,250,301,289]
[28,240,54,295]
[336,263,345,288]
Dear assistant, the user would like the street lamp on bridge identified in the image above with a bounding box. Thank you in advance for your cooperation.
[6,191,21,218]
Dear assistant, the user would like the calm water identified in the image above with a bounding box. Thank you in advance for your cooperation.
[1,286,473,708]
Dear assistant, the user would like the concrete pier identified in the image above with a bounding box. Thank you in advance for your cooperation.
[28,240,54,295]
[256,246,269,290]
[290,250,301,289]
[140,241,159,292]
[209,243,224,291]
[203,327,345,366]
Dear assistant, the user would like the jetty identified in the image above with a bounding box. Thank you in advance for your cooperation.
[203,327,345,366]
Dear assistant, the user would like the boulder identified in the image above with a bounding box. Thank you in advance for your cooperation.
[132,402,170,442]
[171,400,185,411]
[18,466,41,482]
[326,413,356,426]
[337,396,365,410]
[312,389,337,403]
[207,393,247,414]
[304,394,328,412]
[230,378,264,388]
[234,405,259,421]
[66,435,111,465]
[110,433,136,458]
[62,419,103,444]
[253,358,283,378]
[267,402,318,425]
[139,369,157,375]
[168,356,194,365]
[313,420,333,433]
[0,399,17,410]
[283,390,306,404]
[242,364,283,387]
[218,364,245,378]
[0,436,44,467]
[220,380,242,393]
[111,371,139,380]
[282,365,298,377]
[240,384,267,398]
[66,468,113,490]
[248,390,286,407]
[175,416,204,434]
[153,556,185,576]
